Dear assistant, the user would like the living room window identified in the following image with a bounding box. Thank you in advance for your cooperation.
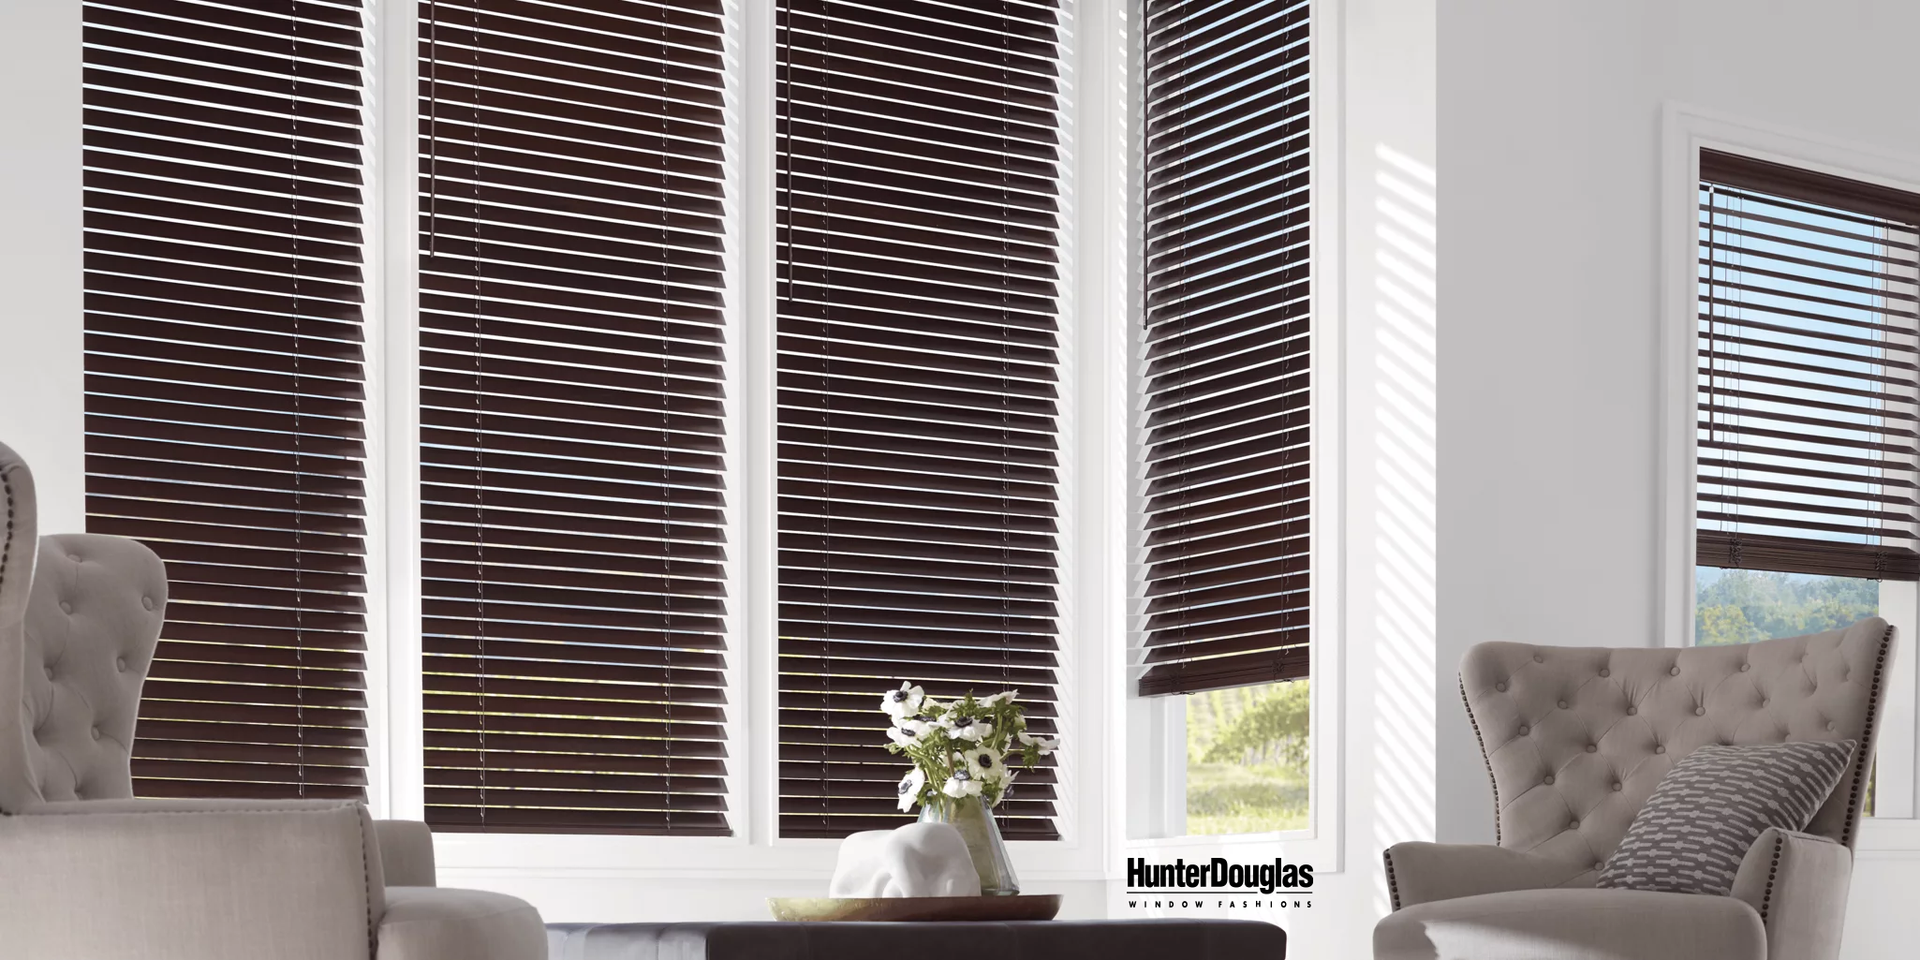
[414,0,736,837]
[771,0,1069,842]
[81,0,377,801]
[1687,145,1920,818]
[78,0,1122,851]
[1131,0,1315,839]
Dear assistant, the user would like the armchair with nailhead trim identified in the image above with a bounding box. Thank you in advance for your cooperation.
[1374,622,1893,960]
[0,441,546,959]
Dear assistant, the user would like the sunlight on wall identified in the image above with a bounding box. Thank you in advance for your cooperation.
[1369,142,1438,918]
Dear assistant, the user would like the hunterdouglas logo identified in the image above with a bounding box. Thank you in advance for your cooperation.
[1126,856,1314,895]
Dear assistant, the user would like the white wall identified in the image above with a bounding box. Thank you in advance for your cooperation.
[0,0,84,533]
[1436,0,1920,955]
[1436,1,1669,847]
[1314,0,1442,949]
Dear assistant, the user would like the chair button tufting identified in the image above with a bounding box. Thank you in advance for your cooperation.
[90,727,102,741]
[1518,725,1530,735]
[1655,745,1666,754]
[1543,775,1555,785]
[115,657,127,672]
[1670,666,1680,676]
[1586,744,1597,753]
[44,665,54,681]
[1496,682,1507,692]
[1695,706,1706,716]
[1626,707,1637,716]
[1762,698,1769,707]
[141,596,154,611]
[1599,669,1610,678]
[1740,663,1751,672]
[1593,861,1605,871]
[58,601,72,614]
[1828,722,1837,732]
[1569,819,1580,829]
[1612,781,1623,792]
[1558,700,1569,709]
[1533,654,1543,663]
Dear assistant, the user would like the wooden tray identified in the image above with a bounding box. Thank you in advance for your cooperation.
[767,894,1062,922]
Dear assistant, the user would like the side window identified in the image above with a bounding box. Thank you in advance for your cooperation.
[1135,0,1314,837]
[1694,149,1920,816]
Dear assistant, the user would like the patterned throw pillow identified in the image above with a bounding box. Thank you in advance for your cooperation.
[1597,740,1855,897]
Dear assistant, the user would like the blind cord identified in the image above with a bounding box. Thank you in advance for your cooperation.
[469,0,489,828]
[1172,5,1192,688]
[999,0,1014,778]
[661,9,674,837]
[820,0,833,832]
[290,0,306,799]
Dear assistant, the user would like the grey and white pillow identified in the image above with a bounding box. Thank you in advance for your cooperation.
[1597,739,1855,897]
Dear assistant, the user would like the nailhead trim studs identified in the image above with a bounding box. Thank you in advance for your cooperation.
[1759,832,1784,923]
[1463,673,1501,845]
[1841,625,1894,848]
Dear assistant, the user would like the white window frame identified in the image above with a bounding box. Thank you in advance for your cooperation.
[1657,103,1920,837]
[356,0,1123,883]
[1121,0,1345,875]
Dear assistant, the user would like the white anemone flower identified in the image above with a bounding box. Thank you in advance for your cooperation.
[979,689,1019,707]
[988,771,1018,807]
[899,713,936,736]
[941,768,984,799]
[895,766,927,812]
[942,712,993,742]
[1017,729,1059,755]
[960,745,1006,783]
[886,725,919,747]
[881,682,925,720]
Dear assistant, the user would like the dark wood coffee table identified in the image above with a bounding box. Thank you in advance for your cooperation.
[546,918,1286,960]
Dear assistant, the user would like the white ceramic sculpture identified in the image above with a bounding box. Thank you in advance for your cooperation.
[828,822,982,898]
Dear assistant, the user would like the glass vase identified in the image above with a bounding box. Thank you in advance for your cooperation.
[918,793,1020,896]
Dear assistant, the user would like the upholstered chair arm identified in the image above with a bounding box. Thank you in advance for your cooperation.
[1729,827,1853,960]
[0,798,386,960]
[1384,842,1591,910]
[377,818,439,887]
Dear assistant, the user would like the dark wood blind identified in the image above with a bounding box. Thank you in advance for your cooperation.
[1697,150,1920,581]
[774,0,1066,840]
[419,0,733,835]
[83,0,373,799]
[1136,0,1311,697]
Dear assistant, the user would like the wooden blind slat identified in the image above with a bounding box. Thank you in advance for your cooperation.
[1697,149,1920,582]
[1135,0,1311,699]
[774,0,1067,842]
[419,0,734,836]
[85,0,375,802]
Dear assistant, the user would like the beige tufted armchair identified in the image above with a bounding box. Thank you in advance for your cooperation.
[0,442,546,959]
[1375,621,1894,960]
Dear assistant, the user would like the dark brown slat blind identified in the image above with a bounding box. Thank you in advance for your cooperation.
[1697,150,1920,581]
[419,0,732,835]
[83,0,373,799]
[1136,0,1311,697]
[774,0,1066,840]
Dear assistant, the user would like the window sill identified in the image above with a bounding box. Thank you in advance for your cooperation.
[1123,824,1339,876]
[1127,829,1314,850]
[1856,818,1920,856]
[432,832,1109,881]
